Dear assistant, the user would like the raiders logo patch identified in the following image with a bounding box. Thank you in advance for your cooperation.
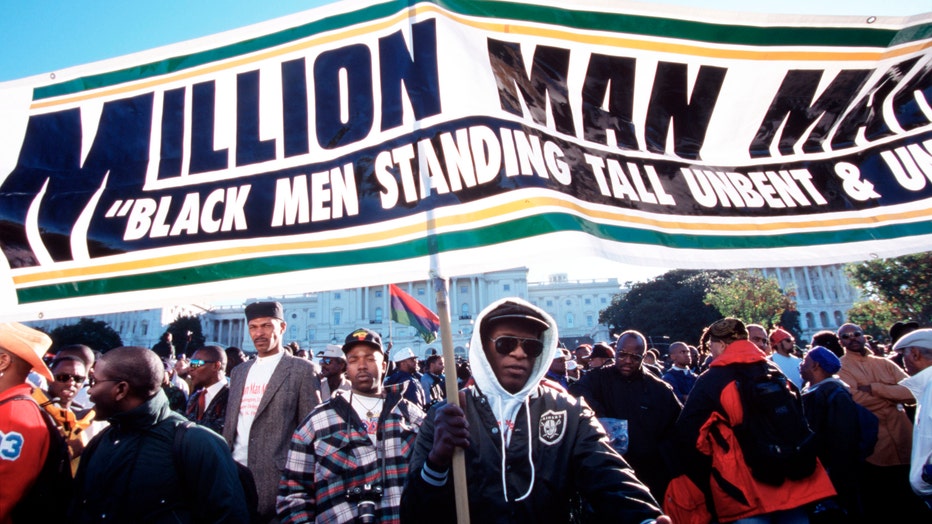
[539,410,567,446]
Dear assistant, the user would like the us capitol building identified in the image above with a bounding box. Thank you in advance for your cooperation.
[27,264,861,357]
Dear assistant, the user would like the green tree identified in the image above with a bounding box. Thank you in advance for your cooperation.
[166,314,206,357]
[846,252,932,325]
[599,269,732,344]
[846,298,901,342]
[705,270,798,332]
[50,318,123,353]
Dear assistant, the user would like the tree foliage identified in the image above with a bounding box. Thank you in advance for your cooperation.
[705,270,798,333]
[845,252,932,326]
[846,298,900,342]
[50,318,123,353]
[599,269,732,345]
[166,315,207,357]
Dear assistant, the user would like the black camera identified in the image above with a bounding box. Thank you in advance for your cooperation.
[346,483,382,524]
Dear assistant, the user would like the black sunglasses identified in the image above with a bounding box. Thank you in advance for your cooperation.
[54,373,86,384]
[839,331,863,340]
[489,336,545,358]
[189,359,218,369]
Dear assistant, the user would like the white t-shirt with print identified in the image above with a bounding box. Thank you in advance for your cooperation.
[232,351,283,465]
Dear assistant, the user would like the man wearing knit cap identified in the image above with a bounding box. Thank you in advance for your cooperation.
[800,346,873,520]
[769,327,803,389]
[0,322,58,521]
[896,328,932,509]
[673,318,836,523]
[588,342,615,369]
[836,321,920,520]
[224,301,321,523]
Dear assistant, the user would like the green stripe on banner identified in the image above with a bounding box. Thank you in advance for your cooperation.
[16,213,932,303]
[33,0,932,100]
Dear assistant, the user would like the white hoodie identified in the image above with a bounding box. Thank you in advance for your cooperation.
[468,297,558,446]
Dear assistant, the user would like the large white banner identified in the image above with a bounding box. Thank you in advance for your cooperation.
[1,0,931,320]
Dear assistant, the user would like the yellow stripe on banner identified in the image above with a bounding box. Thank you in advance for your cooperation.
[30,4,932,110]
[12,195,932,286]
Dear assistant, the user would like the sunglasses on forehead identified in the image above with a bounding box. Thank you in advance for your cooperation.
[488,335,545,358]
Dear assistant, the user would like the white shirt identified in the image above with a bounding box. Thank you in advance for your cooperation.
[770,352,803,389]
[901,365,932,498]
[348,392,383,446]
[232,351,284,465]
[202,378,227,409]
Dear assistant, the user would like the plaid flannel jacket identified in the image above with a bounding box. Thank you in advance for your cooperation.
[277,382,425,524]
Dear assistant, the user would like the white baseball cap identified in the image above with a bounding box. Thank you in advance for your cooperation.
[391,347,418,363]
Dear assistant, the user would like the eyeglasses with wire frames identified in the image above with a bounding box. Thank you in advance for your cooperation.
[488,336,545,358]
[88,376,127,387]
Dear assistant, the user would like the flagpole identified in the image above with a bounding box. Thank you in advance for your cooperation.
[431,272,470,524]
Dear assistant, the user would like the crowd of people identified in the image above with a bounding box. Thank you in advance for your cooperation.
[2,299,932,523]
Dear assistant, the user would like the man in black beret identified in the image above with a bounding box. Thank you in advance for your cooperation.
[223,301,320,523]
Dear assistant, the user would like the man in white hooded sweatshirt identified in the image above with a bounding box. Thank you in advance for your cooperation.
[401,298,670,524]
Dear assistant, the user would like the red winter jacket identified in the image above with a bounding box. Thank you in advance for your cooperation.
[673,340,836,522]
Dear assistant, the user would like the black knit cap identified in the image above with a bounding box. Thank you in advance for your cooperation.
[245,301,284,321]
[707,317,748,344]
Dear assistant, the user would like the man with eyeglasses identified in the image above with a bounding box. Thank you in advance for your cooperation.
[317,344,351,399]
[73,346,248,523]
[570,330,682,502]
[183,345,229,435]
[402,298,669,524]
[34,355,108,475]
[836,321,919,520]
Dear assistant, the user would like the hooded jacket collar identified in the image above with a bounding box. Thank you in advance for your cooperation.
[108,388,171,432]
[710,339,767,368]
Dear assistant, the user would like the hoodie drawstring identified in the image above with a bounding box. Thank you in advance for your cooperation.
[500,396,536,502]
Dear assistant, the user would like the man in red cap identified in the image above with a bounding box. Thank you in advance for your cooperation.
[769,327,803,389]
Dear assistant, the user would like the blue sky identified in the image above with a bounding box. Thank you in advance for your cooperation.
[1,0,929,82]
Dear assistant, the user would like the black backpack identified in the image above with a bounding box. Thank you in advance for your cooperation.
[0,395,73,522]
[173,421,260,524]
[827,386,879,461]
[731,369,818,486]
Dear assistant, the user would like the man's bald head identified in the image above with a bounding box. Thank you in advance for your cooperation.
[99,347,164,399]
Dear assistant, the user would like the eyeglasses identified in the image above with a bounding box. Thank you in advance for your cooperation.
[489,336,545,358]
[189,359,218,369]
[54,373,86,384]
[616,352,643,363]
[839,331,863,340]
[88,376,126,387]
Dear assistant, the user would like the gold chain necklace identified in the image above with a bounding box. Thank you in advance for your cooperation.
[352,392,381,418]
